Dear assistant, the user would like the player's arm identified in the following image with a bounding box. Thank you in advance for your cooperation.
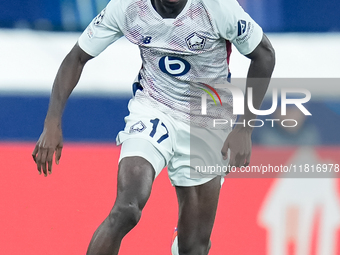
[221,34,275,167]
[32,44,93,177]
[240,33,275,123]
[244,33,275,113]
[45,43,93,123]
[209,0,275,167]
[32,0,124,176]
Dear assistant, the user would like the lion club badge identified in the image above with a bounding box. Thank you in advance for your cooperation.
[185,32,206,51]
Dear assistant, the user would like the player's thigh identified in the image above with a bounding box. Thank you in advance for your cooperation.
[115,156,155,209]
[116,99,174,178]
[168,123,229,187]
[175,176,221,245]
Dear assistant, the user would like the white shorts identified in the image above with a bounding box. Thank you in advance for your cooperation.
[116,98,231,187]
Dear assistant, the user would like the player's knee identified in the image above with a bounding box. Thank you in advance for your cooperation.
[120,157,155,180]
[108,202,141,232]
[178,237,211,255]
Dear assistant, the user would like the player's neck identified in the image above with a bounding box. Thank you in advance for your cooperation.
[151,0,188,19]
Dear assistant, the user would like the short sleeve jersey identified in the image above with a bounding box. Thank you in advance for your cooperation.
[78,0,263,128]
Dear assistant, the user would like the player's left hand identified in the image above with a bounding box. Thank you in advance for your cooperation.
[221,126,252,168]
[32,120,63,177]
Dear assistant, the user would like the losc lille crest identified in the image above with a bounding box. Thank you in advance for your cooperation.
[185,32,206,51]
[129,121,146,133]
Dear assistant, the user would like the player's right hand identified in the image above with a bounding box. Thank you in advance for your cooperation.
[32,121,63,177]
[221,126,252,168]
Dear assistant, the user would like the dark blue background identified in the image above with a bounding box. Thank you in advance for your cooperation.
[1,95,339,145]
[1,0,339,32]
[0,95,129,142]
[1,0,339,144]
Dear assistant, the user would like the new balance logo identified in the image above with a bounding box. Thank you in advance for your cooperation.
[141,36,152,44]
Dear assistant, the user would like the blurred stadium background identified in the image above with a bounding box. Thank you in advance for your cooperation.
[1,0,340,254]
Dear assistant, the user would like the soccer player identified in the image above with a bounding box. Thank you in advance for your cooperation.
[32,0,275,254]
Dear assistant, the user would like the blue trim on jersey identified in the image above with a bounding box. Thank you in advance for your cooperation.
[132,82,143,96]
[227,72,231,83]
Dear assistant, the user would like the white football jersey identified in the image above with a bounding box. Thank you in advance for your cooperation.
[78,0,263,128]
